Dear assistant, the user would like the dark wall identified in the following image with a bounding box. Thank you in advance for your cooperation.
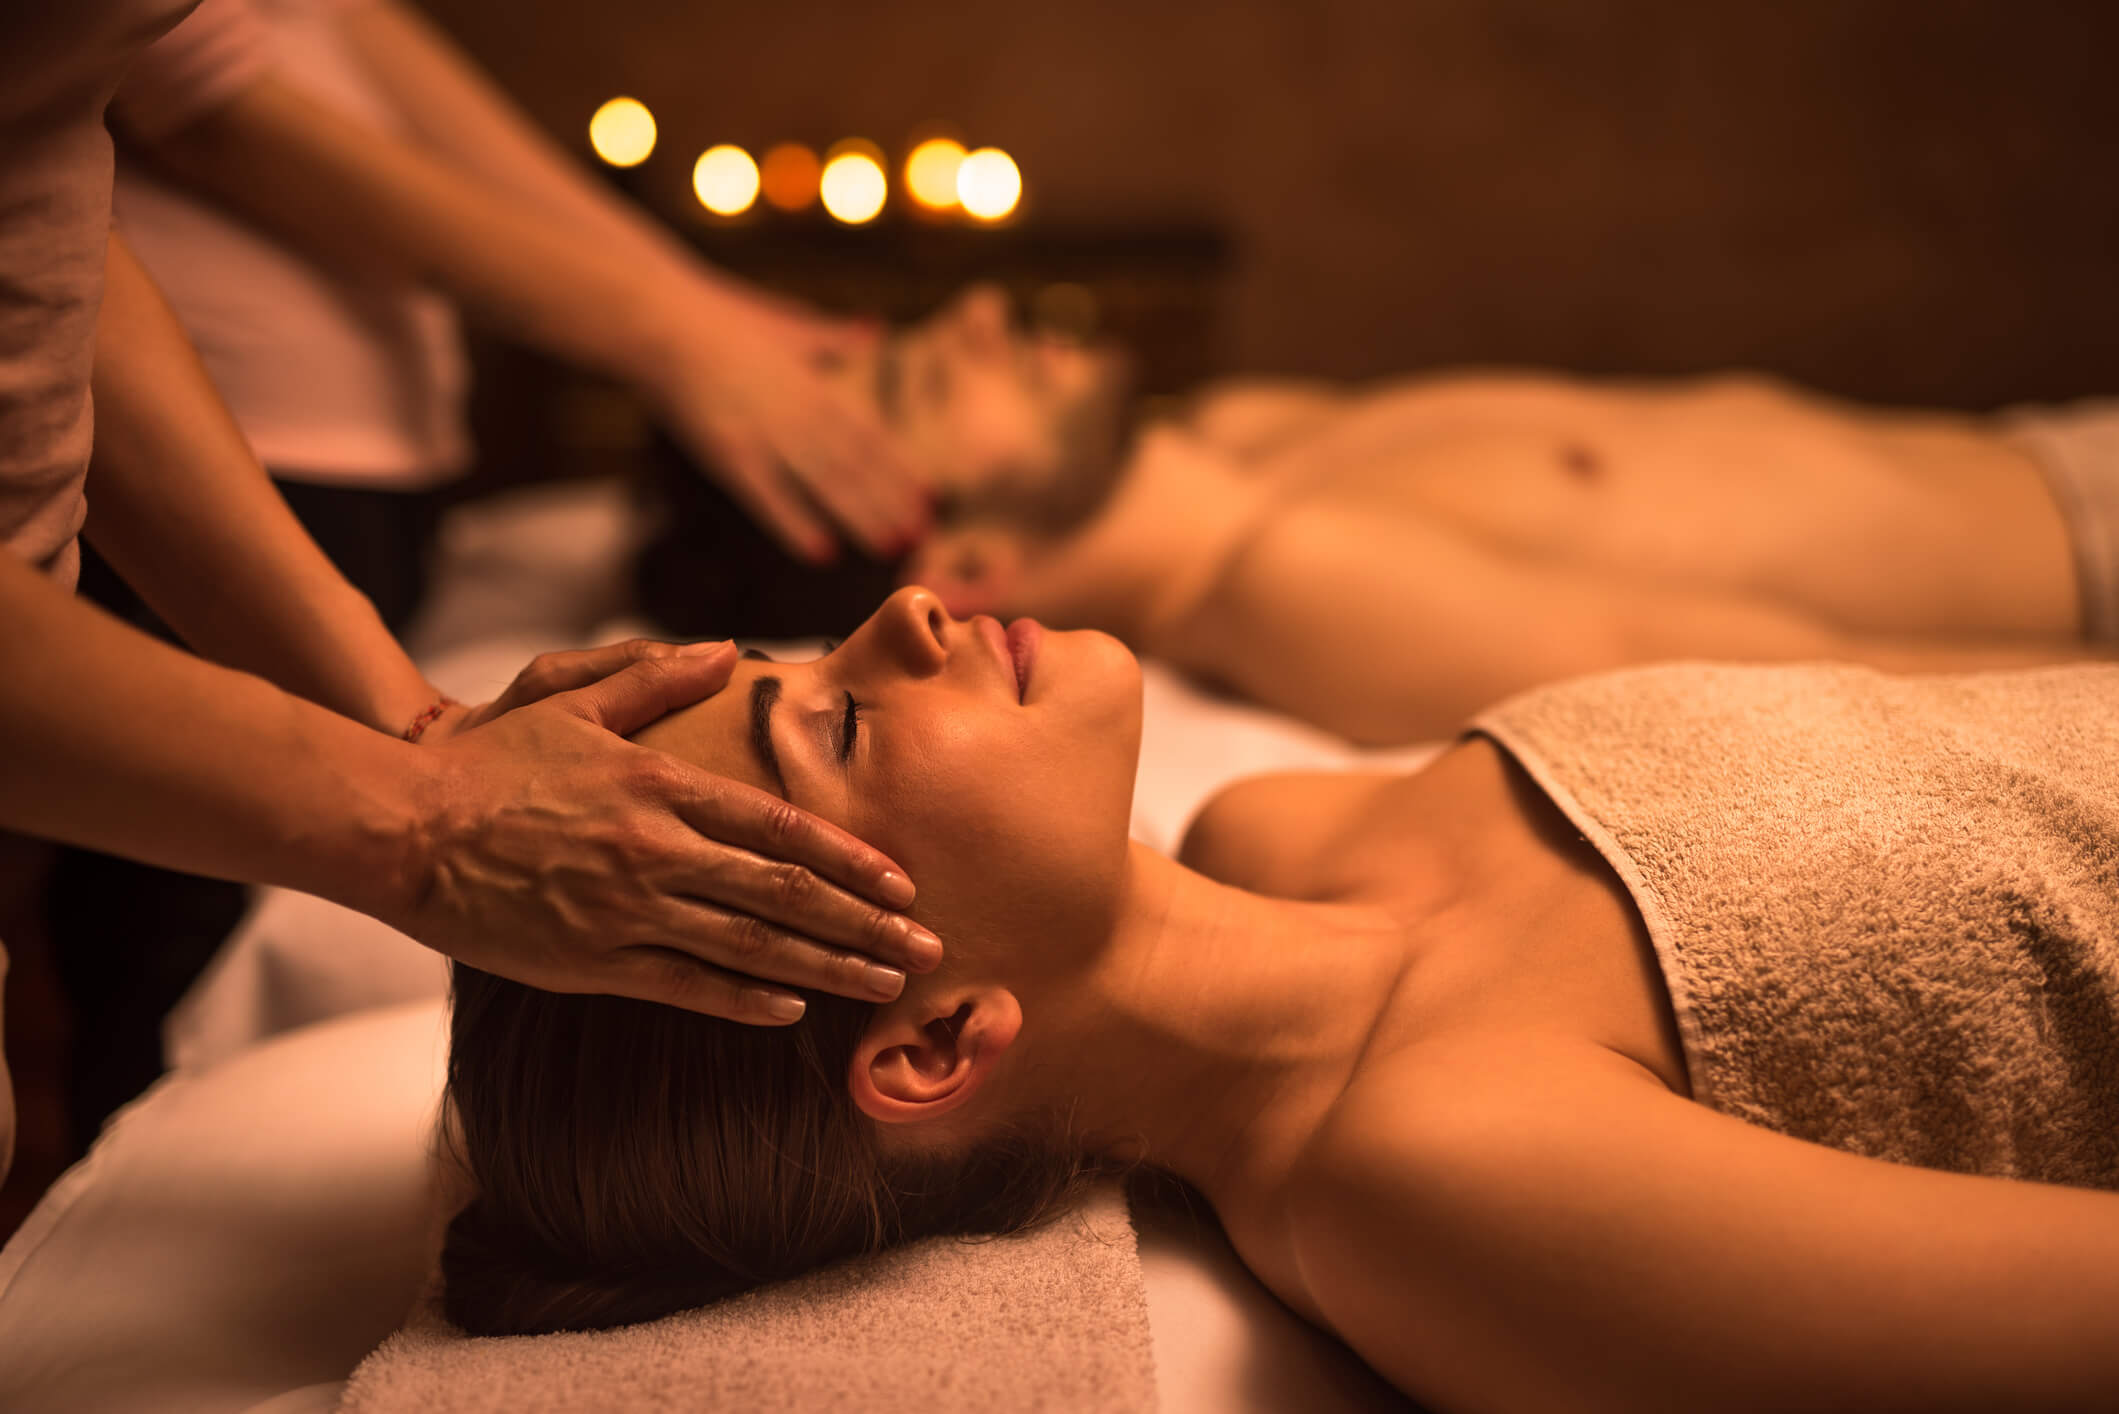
[424,0,2119,409]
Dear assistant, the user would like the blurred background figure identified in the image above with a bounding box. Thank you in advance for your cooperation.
[695,282,2106,744]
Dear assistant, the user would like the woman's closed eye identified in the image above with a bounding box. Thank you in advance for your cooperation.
[839,690,862,764]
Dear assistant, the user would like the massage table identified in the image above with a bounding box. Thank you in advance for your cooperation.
[0,481,1432,1412]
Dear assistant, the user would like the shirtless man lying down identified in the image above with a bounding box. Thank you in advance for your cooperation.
[858,286,2113,744]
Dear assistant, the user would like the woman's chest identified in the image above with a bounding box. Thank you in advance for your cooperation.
[1189,741,1691,1099]
[1367,743,1690,1098]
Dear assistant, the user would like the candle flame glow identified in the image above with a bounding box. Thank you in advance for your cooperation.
[760,143,820,211]
[820,145,888,225]
[905,137,967,210]
[956,147,1021,221]
[693,145,760,215]
[588,97,656,168]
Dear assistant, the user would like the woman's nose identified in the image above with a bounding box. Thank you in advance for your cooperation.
[877,585,950,672]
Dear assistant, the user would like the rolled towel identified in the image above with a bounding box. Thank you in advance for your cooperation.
[337,1181,1156,1413]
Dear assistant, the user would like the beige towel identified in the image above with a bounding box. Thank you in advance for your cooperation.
[337,1181,1156,1413]
[1475,662,2119,1186]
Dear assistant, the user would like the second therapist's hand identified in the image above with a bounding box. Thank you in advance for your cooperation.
[649,280,930,564]
[382,641,941,1023]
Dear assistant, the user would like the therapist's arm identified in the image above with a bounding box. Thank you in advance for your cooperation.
[338,0,704,268]
[122,29,925,562]
[43,233,939,1021]
[87,232,440,735]
[0,551,930,1022]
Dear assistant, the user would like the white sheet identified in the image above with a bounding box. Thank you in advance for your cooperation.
[1,1001,1415,1413]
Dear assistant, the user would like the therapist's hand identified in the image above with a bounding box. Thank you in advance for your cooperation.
[419,636,722,742]
[384,641,940,1024]
[650,281,930,565]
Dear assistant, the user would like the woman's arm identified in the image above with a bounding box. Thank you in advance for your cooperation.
[1293,1041,2119,1412]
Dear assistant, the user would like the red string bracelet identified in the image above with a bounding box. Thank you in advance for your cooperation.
[401,696,461,744]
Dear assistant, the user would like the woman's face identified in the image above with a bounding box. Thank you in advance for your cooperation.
[635,587,1144,968]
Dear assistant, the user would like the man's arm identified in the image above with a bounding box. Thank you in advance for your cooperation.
[88,231,439,734]
[1168,495,2093,745]
[1295,1042,2119,1412]
[1180,377,1351,463]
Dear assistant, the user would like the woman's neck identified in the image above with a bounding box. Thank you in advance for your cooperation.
[1016,841,1418,1207]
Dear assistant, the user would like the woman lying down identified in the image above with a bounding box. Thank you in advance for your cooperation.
[442,587,2119,1411]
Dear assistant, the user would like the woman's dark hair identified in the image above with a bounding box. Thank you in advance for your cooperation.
[633,439,904,642]
[440,963,1102,1336]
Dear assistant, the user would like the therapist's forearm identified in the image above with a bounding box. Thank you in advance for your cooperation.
[86,233,441,736]
[339,0,704,278]
[0,549,422,913]
[137,73,703,392]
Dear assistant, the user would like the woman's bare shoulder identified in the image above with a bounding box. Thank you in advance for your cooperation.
[1292,1032,1671,1197]
[1176,769,1406,898]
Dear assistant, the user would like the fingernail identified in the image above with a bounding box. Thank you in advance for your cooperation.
[679,640,731,657]
[865,963,907,1000]
[757,991,806,1022]
[903,923,943,970]
[878,870,916,909]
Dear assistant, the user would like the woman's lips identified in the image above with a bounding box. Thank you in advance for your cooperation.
[1005,618,1043,701]
[973,614,1043,701]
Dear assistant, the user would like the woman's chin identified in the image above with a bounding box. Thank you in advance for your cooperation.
[1044,628,1142,720]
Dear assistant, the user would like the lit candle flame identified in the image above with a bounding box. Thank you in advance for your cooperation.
[693,145,760,215]
[760,143,820,212]
[588,97,656,168]
[956,147,1021,221]
[905,137,967,210]
[820,143,888,225]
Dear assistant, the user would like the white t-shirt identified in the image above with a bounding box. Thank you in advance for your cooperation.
[112,0,472,488]
[0,0,267,590]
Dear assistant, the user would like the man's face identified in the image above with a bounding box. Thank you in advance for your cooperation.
[847,285,1133,530]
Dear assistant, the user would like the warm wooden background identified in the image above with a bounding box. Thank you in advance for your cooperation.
[425,0,2119,408]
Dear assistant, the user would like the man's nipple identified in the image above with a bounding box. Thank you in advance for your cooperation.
[1559,441,1603,482]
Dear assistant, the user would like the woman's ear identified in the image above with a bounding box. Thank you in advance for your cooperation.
[848,985,1022,1125]
[900,526,1024,618]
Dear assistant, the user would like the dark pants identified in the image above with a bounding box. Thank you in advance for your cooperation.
[45,478,441,1150]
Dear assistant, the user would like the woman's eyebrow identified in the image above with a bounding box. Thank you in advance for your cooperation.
[747,675,788,797]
